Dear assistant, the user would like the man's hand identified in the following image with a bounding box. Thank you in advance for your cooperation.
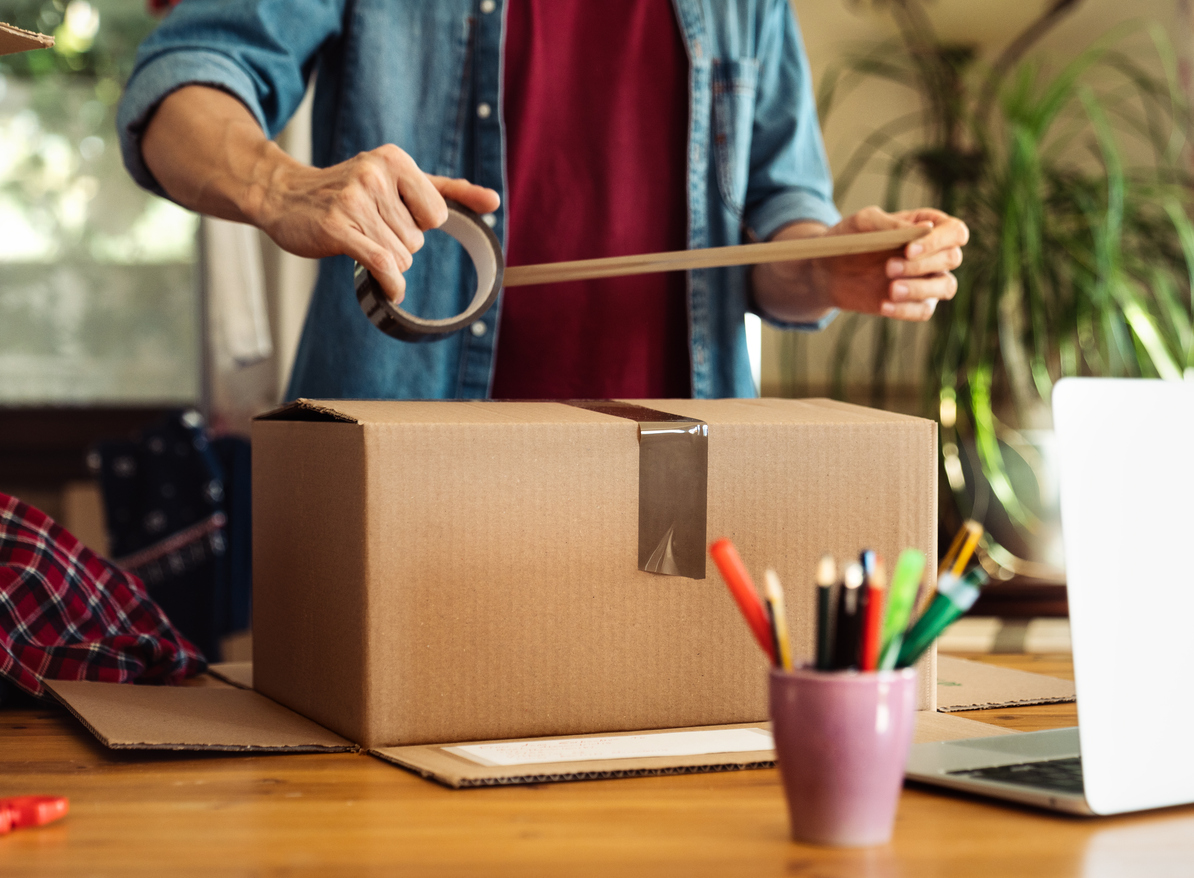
[752,206,969,324]
[142,85,500,303]
[247,150,500,302]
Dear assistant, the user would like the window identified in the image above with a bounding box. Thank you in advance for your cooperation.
[0,0,200,405]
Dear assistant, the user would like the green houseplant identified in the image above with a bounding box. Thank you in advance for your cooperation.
[817,0,1194,576]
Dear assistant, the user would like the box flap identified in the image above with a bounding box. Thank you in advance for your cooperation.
[0,22,53,56]
[255,399,362,423]
[369,713,1012,788]
[208,661,253,690]
[935,656,1076,712]
[45,680,357,753]
[634,397,931,427]
[254,397,934,427]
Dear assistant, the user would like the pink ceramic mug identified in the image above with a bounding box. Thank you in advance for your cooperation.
[769,666,918,847]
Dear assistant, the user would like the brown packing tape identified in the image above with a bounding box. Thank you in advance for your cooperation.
[356,199,504,343]
[358,221,929,343]
[566,401,708,579]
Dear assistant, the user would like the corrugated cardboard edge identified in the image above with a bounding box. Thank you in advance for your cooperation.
[935,655,1076,712]
[368,713,1014,788]
[370,722,776,788]
[0,22,53,55]
[45,679,359,753]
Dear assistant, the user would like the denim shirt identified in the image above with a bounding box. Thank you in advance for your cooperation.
[118,0,840,400]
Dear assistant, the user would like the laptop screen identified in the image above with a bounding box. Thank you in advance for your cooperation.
[1053,378,1194,814]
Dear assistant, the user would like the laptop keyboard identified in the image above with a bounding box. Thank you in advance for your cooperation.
[948,756,1085,794]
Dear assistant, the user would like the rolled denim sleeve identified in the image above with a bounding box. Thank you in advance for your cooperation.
[745,0,840,332]
[117,0,346,196]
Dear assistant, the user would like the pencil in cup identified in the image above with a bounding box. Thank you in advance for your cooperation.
[878,549,926,671]
[896,566,990,667]
[814,555,838,671]
[709,538,777,665]
[832,562,865,670]
[859,553,886,671]
[764,570,794,672]
[938,520,983,578]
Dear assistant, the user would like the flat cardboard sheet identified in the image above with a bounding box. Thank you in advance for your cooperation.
[45,673,1012,787]
[370,713,1014,788]
[46,680,357,753]
[0,22,52,55]
[935,655,1076,712]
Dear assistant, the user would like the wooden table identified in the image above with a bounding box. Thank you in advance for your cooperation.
[1,654,1190,877]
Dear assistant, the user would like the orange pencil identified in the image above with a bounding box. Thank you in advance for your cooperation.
[859,552,887,671]
[709,538,777,665]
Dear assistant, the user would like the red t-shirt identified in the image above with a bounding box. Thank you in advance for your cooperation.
[492,0,692,399]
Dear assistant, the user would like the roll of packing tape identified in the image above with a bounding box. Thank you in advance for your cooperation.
[355,199,505,343]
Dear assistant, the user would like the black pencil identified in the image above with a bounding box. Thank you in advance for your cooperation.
[815,554,837,670]
[832,562,865,670]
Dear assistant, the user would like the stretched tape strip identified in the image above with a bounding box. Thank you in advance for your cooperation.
[566,401,708,580]
[358,213,927,343]
[355,199,505,343]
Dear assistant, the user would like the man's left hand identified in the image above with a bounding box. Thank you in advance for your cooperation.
[752,206,969,324]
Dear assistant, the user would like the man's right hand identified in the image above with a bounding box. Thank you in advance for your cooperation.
[142,85,500,303]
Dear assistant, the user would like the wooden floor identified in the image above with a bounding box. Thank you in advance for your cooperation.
[1,654,1189,877]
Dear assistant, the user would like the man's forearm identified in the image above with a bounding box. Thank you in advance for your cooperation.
[141,85,294,225]
[750,220,835,325]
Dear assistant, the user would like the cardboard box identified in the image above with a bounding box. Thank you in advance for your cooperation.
[251,398,938,748]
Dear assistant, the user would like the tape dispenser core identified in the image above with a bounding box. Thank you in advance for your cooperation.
[355,199,505,343]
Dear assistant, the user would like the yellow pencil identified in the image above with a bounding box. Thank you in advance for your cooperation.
[764,569,794,672]
[938,519,984,577]
[949,521,984,577]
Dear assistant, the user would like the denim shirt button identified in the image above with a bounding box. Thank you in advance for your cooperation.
[480,0,496,12]
[477,102,492,119]
[481,213,497,228]
[470,321,488,337]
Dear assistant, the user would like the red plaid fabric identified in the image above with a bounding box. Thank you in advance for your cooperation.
[0,492,206,698]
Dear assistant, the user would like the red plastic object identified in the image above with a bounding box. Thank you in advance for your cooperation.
[0,796,69,834]
[709,538,777,665]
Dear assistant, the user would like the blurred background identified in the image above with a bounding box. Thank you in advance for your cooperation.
[2,0,1190,656]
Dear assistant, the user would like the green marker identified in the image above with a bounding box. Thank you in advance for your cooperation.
[878,549,925,669]
[896,567,989,667]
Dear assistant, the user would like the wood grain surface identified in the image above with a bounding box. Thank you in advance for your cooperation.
[502,227,928,288]
[1,654,1190,877]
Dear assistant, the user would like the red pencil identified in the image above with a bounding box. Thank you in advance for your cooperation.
[709,538,777,665]
[859,554,887,671]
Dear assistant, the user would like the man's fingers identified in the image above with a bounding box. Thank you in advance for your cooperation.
[904,216,969,259]
[374,190,427,257]
[887,247,963,280]
[888,272,958,304]
[841,205,912,235]
[342,226,409,304]
[429,175,502,216]
[368,144,448,231]
[880,298,938,321]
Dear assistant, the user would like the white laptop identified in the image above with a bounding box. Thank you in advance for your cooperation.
[905,378,1194,815]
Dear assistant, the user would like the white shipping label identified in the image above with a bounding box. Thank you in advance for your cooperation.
[444,728,774,767]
